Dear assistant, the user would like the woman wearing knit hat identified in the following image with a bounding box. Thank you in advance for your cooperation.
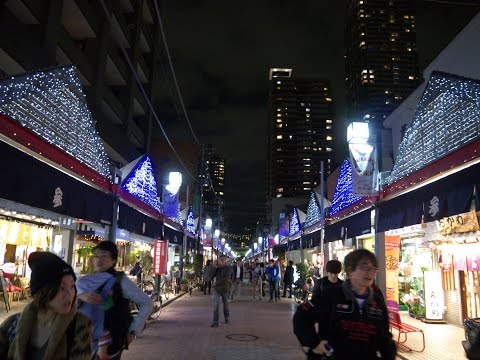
[0,251,93,360]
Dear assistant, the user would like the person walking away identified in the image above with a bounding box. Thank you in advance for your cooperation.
[230,259,243,301]
[312,259,343,299]
[265,259,279,302]
[78,241,153,360]
[203,260,213,295]
[0,251,92,360]
[293,249,396,360]
[210,256,232,327]
[275,260,281,300]
[251,258,263,301]
[129,255,142,285]
[282,260,294,298]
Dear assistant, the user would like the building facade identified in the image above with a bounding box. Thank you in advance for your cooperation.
[345,0,420,124]
[266,68,335,233]
[0,0,169,165]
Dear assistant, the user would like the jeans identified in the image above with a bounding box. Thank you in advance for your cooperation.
[212,290,229,324]
[230,279,241,300]
[269,279,279,300]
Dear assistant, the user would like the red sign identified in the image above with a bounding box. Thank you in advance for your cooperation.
[153,240,167,275]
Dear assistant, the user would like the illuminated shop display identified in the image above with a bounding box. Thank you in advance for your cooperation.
[329,159,363,216]
[122,156,161,212]
[0,65,110,177]
[384,72,480,186]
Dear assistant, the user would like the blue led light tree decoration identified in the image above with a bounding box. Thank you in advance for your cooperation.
[304,192,321,228]
[0,66,110,177]
[329,159,363,216]
[289,208,301,236]
[383,71,480,186]
[122,156,161,212]
[186,206,196,235]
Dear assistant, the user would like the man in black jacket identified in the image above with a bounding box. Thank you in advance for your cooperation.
[211,256,233,327]
[293,249,396,360]
[282,260,294,298]
[230,259,244,301]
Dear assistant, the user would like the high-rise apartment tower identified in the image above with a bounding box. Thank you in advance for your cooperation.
[345,0,420,124]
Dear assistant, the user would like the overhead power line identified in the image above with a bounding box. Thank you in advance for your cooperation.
[99,0,195,180]
[153,0,201,145]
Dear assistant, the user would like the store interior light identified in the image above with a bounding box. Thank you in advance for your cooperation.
[258,236,262,244]
[214,229,220,237]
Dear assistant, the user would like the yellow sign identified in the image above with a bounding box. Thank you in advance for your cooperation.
[385,235,401,311]
[437,211,479,235]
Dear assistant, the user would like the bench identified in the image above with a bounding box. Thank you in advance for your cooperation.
[388,310,425,352]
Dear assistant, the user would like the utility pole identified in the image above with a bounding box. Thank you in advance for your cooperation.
[319,161,325,277]
[179,184,189,280]
[198,144,205,259]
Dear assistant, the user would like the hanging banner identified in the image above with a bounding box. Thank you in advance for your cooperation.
[424,271,444,320]
[348,143,378,196]
[153,240,167,275]
[162,186,180,219]
[279,212,289,239]
[385,235,401,311]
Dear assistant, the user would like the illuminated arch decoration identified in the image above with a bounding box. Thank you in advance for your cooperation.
[122,155,161,212]
[384,71,480,186]
[329,159,363,216]
[289,207,301,236]
[0,65,110,177]
[304,192,321,228]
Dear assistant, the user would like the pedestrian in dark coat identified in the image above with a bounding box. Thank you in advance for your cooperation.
[293,249,396,360]
[210,256,232,327]
[282,260,295,298]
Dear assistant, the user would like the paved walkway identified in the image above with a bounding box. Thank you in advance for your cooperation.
[123,284,305,360]
[0,283,468,359]
[395,312,466,360]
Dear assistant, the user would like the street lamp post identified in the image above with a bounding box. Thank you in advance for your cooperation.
[347,121,385,294]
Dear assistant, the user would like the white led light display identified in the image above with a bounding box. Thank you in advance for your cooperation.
[289,207,301,236]
[383,72,480,186]
[0,66,110,177]
[304,192,321,228]
[329,159,363,216]
[122,156,161,212]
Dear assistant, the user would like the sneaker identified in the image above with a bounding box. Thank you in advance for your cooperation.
[211,323,218,327]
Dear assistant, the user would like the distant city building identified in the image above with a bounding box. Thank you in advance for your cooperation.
[202,145,225,228]
[266,68,336,233]
[345,0,420,125]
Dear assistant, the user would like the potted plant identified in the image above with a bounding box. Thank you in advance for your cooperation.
[180,278,189,292]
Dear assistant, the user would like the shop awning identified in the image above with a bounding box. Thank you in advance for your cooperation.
[0,139,114,224]
[378,163,479,232]
[287,238,301,251]
[301,229,321,249]
[324,209,371,242]
[117,202,162,239]
[164,224,183,245]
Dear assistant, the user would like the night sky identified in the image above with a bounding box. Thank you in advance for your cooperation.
[153,1,480,234]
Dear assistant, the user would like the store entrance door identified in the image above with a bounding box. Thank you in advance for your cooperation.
[460,271,480,319]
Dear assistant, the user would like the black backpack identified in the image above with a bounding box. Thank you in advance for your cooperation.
[104,272,133,354]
